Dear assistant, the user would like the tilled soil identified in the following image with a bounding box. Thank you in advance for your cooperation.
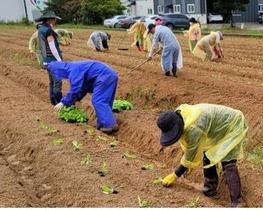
[0,26,263,207]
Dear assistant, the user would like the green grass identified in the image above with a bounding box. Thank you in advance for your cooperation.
[1,22,262,36]
[185,196,202,208]
[245,146,263,169]
[9,53,38,67]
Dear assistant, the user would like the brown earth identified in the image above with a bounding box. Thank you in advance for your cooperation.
[0,26,263,207]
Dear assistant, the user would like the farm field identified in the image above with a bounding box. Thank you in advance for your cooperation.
[0,26,263,207]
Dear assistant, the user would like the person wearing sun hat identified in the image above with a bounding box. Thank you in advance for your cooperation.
[36,11,63,105]
[157,103,248,207]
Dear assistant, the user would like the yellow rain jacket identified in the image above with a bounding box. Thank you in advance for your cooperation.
[184,23,202,52]
[55,29,73,46]
[128,21,147,47]
[176,104,248,169]
[29,31,38,53]
[193,31,221,61]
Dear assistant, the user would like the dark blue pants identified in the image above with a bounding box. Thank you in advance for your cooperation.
[48,71,62,105]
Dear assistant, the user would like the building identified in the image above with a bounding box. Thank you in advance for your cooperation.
[232,0,260,22]
[155,0,207,24]
[130,0,261,24]
[0,0,47,22]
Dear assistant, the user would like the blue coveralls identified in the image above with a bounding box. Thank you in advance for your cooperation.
[38,23,63,105]
[48,60,118,129]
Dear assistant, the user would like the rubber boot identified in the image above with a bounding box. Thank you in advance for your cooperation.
[171,67,177,77]
[203,170,218,197]
[223,162,242,207]
[202,155,218,197]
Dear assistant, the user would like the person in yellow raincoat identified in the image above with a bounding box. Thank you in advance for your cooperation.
[55,29,73,46]
[183,18,202,53]
[192,31,223,61]
[128,20,147,52]
[29,30,43,66]
[157,103,248,207]
[29,28,73,65]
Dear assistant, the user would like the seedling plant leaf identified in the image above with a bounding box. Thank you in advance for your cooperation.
[153,176,163,185]
[58,106,88,123]
[101,185,118,194]
[113,99,133,112]
[80,153,92,166]
[138,196,149,208]
[122,151,137,160]
[141,163,154,171]
[52,138,64,145]
[72,140,83,150]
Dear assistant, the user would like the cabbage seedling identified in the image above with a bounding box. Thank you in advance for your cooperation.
[113,99,133,112]
[110,140,119,148]
[52,138,64,145]
[122,151,137,160]
[101,185,118,194]
[153,176,163,185]
[98,162,108,177]
[141,163,155,171]
[80,153,92,166]
[72,140,83,150]
[138,196,149,208]
[58,106,88,123]
[96,135,108,142]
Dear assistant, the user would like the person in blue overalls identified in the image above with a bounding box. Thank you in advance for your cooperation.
[36,11,63,105]
[47,60,119,134]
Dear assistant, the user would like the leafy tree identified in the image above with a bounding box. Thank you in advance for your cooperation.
[44,0,81,23]
[213,0,249,27]
[80,0,125,24]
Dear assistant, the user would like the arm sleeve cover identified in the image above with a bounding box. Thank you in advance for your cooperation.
[48,40,62,61]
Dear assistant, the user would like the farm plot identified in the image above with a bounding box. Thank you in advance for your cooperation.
[0,26,263,207]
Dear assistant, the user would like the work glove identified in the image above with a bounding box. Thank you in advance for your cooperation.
[54,102,64,112]
[162,172,178,187]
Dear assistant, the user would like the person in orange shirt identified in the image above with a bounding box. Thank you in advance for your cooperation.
[183,18,202,53]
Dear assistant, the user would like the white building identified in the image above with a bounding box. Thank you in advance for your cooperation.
[134,0,154,16]
[0,0,47,22]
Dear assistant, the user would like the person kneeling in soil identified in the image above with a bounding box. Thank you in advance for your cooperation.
[147,24,183,77]
[193,31,223,61]
[87,31,111,52]
[48,60,119,134]
[157,103,248,207]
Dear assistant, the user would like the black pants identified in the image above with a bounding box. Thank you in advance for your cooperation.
[203,154,242,207]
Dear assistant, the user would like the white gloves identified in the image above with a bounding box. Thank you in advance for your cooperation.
[54,102,64,112]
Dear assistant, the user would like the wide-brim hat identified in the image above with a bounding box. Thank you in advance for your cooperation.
[157,111,184,146]
[35,11,61,22]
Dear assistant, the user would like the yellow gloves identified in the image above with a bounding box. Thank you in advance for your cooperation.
[162,172,178,187]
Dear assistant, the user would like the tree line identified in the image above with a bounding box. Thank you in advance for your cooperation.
[44,0,125,24]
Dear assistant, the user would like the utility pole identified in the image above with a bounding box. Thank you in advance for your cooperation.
[23,0,29,23]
